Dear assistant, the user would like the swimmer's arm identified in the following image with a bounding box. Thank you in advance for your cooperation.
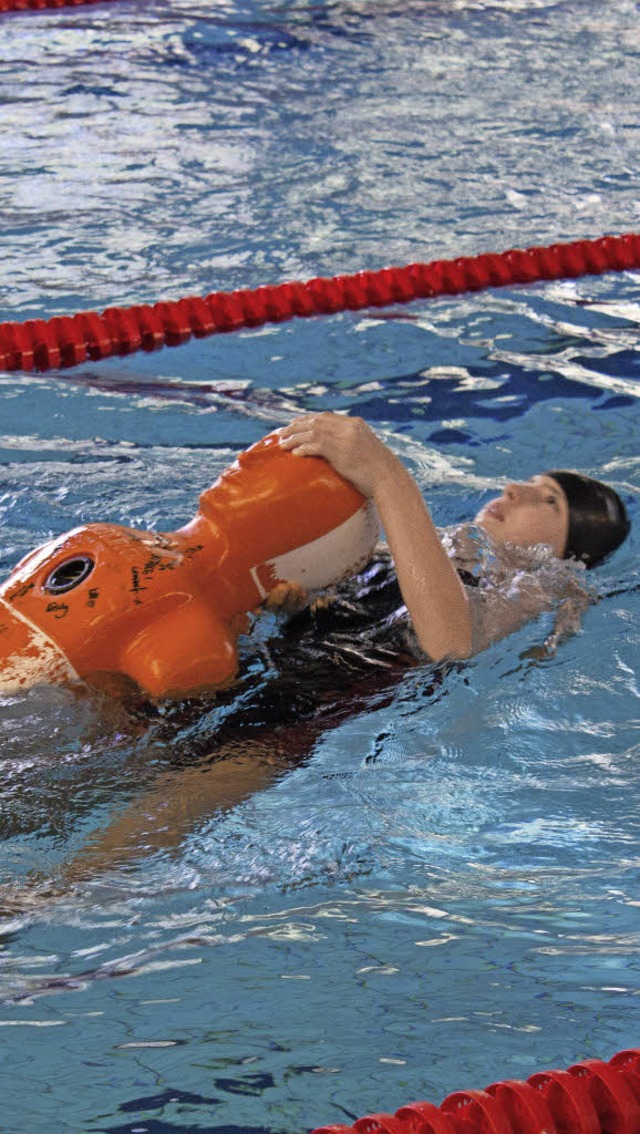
[279,414,472,662]
[539,587,591,655]
[369,456,473,660]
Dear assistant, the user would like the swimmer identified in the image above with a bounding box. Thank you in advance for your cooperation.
[277,411,631,663]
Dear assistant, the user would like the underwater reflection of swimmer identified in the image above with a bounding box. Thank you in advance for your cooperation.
[0,412,631,908]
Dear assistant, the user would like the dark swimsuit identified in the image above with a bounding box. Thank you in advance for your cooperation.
[163,553,477,765]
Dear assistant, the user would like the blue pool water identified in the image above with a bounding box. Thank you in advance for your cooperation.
[0,1,639,1132]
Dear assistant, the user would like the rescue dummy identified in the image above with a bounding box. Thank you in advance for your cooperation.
[0,432,379,699]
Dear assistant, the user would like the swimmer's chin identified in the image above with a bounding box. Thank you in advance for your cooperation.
[475,514,502,541]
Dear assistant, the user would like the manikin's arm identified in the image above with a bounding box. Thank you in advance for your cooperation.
[279,414,472,662]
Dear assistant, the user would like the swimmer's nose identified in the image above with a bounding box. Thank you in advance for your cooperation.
[505,481,532,503]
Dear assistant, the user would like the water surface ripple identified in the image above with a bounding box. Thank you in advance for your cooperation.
[0,2,639,1133]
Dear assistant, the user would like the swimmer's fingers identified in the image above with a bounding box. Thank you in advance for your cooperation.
[280,412,398,499]
[279,412,366,461]
[279,437,323,457]
[278,415,324,455]
[263,581,309,614]
[279,414,318,437]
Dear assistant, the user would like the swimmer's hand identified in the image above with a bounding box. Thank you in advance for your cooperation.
[263,581,309,614]
[279,412,400,499]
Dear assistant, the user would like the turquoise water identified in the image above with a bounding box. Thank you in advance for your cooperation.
[0,2,639,1132]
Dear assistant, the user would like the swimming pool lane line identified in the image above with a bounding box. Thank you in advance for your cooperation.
[1,232,638,374]
[310,1047,640,1134]
[0,0,117,11]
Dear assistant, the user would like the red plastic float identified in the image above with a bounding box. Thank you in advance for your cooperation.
[610,1052,640,1105]
[0,0,117,11]
[310,1049,640,1134]
[568,1060,640,1134]
[1,233,639,374]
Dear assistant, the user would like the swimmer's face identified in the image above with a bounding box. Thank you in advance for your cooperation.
[475,475,570,558]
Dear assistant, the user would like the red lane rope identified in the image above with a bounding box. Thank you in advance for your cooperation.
[0,0,118,11]
[2,233,639,373]
[309,1048,640,1134]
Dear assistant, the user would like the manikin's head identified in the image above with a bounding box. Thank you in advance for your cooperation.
[476,470,630,568]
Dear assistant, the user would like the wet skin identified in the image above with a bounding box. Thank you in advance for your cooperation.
[475,475,570,559]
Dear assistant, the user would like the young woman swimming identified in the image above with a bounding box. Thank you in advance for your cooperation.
[278,411,630,663]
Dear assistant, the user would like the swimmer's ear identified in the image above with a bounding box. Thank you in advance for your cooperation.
[118,603,240,700]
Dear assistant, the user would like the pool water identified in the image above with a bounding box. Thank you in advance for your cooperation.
[0,1,639,1132]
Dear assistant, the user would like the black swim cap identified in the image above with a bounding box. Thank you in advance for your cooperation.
[545,470,631,568]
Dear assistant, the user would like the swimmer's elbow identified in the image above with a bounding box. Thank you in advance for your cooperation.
[417,625,473,665]
[430,642,473,665]
[447,639,474,663]
[411,592,473,664]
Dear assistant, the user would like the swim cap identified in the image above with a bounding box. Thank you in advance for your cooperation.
[545,470,630,568]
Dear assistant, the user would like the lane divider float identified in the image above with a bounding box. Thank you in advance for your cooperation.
[309,1048,640,1134]
[0,0,117,12]
[1,233,639,373]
